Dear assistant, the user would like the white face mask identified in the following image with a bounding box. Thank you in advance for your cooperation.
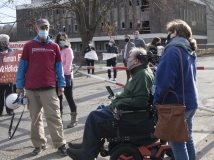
[89,43,93,47]
[109,42,113,46]
[134,35,138,39]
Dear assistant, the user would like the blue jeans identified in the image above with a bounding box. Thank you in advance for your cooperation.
[80,105,114,160]
[169,109,197,160]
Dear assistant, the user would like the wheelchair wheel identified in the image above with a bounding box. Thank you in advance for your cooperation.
[110,146,142,160]
[166,149,175,160]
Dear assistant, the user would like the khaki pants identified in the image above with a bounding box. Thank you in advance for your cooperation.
[123,59,131,81]
[26,89,66,149]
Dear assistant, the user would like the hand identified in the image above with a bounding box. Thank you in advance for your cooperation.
[1,50,8,55]
[58,87,64,96]
[113,108,120,120]
[16,88,24,96]
[102,53,104,56]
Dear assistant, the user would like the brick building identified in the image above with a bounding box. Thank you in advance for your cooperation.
[16,0,207,56]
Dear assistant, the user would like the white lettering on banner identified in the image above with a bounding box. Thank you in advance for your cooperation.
[18,54,22,61]
[3,56,16,62]
[3,65,18,72]
[0,66,4,72]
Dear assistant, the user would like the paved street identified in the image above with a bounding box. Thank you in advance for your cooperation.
[0,55,214,160]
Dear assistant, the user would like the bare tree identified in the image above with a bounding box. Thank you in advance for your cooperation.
[0,24,17,41]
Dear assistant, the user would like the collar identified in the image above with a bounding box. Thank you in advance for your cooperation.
[130,64,148,74]
[33,36,52,44]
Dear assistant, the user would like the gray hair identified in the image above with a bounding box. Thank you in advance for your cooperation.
[130,47,148,64]
[0,34,10,42]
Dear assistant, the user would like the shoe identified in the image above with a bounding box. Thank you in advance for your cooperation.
[31,145,48,155]
[67,112,78,128]
[68,142,83,149]
[66,148,82,160]
[109,78,111,80]
[58,144,67,156]
[113,78,116,81]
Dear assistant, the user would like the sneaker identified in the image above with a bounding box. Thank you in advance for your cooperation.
[113,78,116,81]
[31,145,47,155]
[58,144,67,156]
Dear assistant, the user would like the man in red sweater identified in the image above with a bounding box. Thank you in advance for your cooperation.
[16,19,67,156]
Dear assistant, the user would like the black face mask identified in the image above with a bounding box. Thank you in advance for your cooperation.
[125,38,129,42]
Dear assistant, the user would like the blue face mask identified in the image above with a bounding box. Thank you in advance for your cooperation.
[59,41,66,47]
[127,59,135,70]
[38,30,49,39]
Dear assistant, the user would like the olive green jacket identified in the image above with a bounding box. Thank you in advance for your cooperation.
[109,64,154,124]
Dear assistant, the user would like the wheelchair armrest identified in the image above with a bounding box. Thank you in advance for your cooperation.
[112,108,150,117]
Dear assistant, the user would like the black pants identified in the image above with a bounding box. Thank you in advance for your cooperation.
[123,59,131,81]
[107,59,117,79]
[0,84,14,115]
[56,80,77,112]
[86,59,95,74]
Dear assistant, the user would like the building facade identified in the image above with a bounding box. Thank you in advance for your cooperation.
[16,0,207,55]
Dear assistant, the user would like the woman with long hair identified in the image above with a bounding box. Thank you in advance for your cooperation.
[55,32,78,128]
[154,19,198,160]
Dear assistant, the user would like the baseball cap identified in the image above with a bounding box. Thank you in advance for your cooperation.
[36,18,50,26]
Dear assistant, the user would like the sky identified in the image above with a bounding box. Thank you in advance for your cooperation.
[0,0,31,25]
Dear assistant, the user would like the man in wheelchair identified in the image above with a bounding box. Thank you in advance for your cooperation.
[66,47,155,160]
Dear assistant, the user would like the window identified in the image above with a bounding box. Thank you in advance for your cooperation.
[29,27,32,37]
[141,0,149,12]
[68,25,71,33]
[121,21,125,29]
[139,21,150,34]
[130,22,133,28]
[97,43,102,50]
[136,0,139,5]
[56,9,60,14]
[129,0,132,6]
[79,43,82,51]
[74,24,78,32]
[63,26,66,32]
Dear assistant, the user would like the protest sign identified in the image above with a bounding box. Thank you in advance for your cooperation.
[0,50,22,83]
[102,53,117,60]
[8,43,25,51]
[84,50,98,60]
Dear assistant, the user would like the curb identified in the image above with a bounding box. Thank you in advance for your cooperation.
[73,70,107,78]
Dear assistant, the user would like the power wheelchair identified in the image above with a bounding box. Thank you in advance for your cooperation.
[92,87,174,160]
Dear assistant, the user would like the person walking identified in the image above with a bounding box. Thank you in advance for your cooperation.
[84,40,96,75]
[106,38,118,81]
[122,34,135,81]
[16,18,67,156]
[133,30,146,49]
[153,19,198,160]
[55,32,78,128]
[0,34,14,116]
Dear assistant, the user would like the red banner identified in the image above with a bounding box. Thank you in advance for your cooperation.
[0,50,22,83]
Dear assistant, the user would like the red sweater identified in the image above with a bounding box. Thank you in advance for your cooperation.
[21,40,62,89]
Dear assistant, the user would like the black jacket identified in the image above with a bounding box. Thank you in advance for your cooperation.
[84,46,95,54]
